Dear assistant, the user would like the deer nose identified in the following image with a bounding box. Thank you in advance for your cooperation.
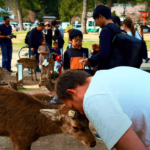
[90,141,96,147]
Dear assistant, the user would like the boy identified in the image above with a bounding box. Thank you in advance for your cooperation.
[51,42,61,61]
[80,5,120,70]
[64,29,93,75]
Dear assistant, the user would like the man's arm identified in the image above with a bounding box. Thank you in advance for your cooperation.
[28,30,34,49]
[114,127,146,150]
[88,28,111,66]
[83,94,146,150]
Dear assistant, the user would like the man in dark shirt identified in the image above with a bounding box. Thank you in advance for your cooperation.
[28,22,45,73]
[44,22,53,58]
[0,16,14,72]
[80,5,120,71]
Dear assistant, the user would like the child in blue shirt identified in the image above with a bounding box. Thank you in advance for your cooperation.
[51,42,61,61]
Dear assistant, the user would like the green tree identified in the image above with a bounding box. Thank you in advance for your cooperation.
[59,0,83,22]
[0,0,10,17]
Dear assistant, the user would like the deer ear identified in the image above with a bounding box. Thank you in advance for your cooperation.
[40,109,61,121]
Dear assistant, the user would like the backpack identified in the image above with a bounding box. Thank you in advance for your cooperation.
[25,31,31,45]
[105,26,148,69]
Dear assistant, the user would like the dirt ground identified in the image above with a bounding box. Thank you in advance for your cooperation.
[0,69,108,150]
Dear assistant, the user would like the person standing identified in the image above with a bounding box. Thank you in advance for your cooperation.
[51,20,64,38]
[0,16,14,72]
[44,22,53,58]
[28,22,45,73]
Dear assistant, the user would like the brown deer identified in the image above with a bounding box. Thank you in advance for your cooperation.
[0,87,96,150]
[16,55,38,81]
[8,80,55,104]
[41,58,54,79]
[39,76,57,92]
[0,67,11,84]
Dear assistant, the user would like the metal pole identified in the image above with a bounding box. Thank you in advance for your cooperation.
[94,3,96,33]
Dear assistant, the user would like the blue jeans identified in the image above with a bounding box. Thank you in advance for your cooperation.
[46,43,52,58]
[29,48,39,70]
[1,43,12,71]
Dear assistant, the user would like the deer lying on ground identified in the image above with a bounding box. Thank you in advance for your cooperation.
[39,76,57,92]
[41,58,54,79]
[8,80,55,104]
[0,87,96,150]
[16,55,38,81]
[0,67,11,84]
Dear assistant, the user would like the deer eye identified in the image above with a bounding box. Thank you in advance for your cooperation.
[73,127,79,131]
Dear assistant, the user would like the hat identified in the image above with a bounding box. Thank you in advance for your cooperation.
[38,22,45,27]
[42,59,49,66]
[65,25,74,32]
[55,55,62,61]
[45,22,50,26]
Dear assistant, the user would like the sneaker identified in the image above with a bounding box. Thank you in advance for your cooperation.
[145,58,150,63]
[95,134,102,140]
[28,69,32,74]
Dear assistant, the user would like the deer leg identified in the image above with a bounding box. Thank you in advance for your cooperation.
[31,69,33,81]
[13,144,31,150]
[35,69,38,81]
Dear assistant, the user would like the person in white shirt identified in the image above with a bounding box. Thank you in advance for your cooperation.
[56,67,150,150]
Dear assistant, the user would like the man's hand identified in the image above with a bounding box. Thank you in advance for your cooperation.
[6,35,12,40]
[92,44,99,52]
[31,48,34,52]
[79,58,90,66]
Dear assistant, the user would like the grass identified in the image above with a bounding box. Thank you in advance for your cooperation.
[18,88,30,91]
[12,31,150,51]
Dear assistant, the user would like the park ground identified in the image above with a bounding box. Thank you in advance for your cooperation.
[0,32,150,150]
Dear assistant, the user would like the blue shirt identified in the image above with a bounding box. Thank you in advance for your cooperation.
[51,48,61,55]
[0,24,12,44]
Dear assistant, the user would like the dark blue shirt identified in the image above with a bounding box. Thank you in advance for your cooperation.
[88,23,120,70]
[51,48,61,55]
[0,24,12,44]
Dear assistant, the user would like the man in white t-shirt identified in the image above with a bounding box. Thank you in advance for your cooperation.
[56,67,150,150]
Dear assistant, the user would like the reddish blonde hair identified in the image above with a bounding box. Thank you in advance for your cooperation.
[123,17,135,37]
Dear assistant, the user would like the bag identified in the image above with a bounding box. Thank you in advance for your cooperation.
[25,31,31,45]
[106,26,147,69]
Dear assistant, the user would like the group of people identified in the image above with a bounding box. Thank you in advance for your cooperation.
[27,20,64,74]
[56,5,150,150]
[0,5,150,150]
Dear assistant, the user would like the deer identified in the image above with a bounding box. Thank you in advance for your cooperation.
[39,75,58,92]
[41,58,54,79]
[8,80,55,104]
[0,67,11,84]
[0,87,96,150]
[16,55,38,81]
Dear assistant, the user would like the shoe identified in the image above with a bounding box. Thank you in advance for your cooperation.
[145,58,150,63]
[9,70,14,73]
[95,134,102,140]
[28,69,32,74]
[36,68,41,72]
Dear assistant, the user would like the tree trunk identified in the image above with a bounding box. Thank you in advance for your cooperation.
[15,0,24,31]
[81,0,87,34]
[108,0,112,10]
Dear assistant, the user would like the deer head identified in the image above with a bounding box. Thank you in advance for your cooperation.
[40,106,96,148]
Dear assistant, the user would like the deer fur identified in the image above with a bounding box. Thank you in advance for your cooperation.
[39,75,58,92]
[8,80,55,104]
[16,55,38,81]
[41,58,54,79]
[0,87,96,150]
[0,67,11,84]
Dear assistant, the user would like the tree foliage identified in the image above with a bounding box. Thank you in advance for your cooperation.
[59,0,83,22]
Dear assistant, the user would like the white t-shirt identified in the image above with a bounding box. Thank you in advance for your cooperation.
[127,31,142,40]
[83,67,150,150]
